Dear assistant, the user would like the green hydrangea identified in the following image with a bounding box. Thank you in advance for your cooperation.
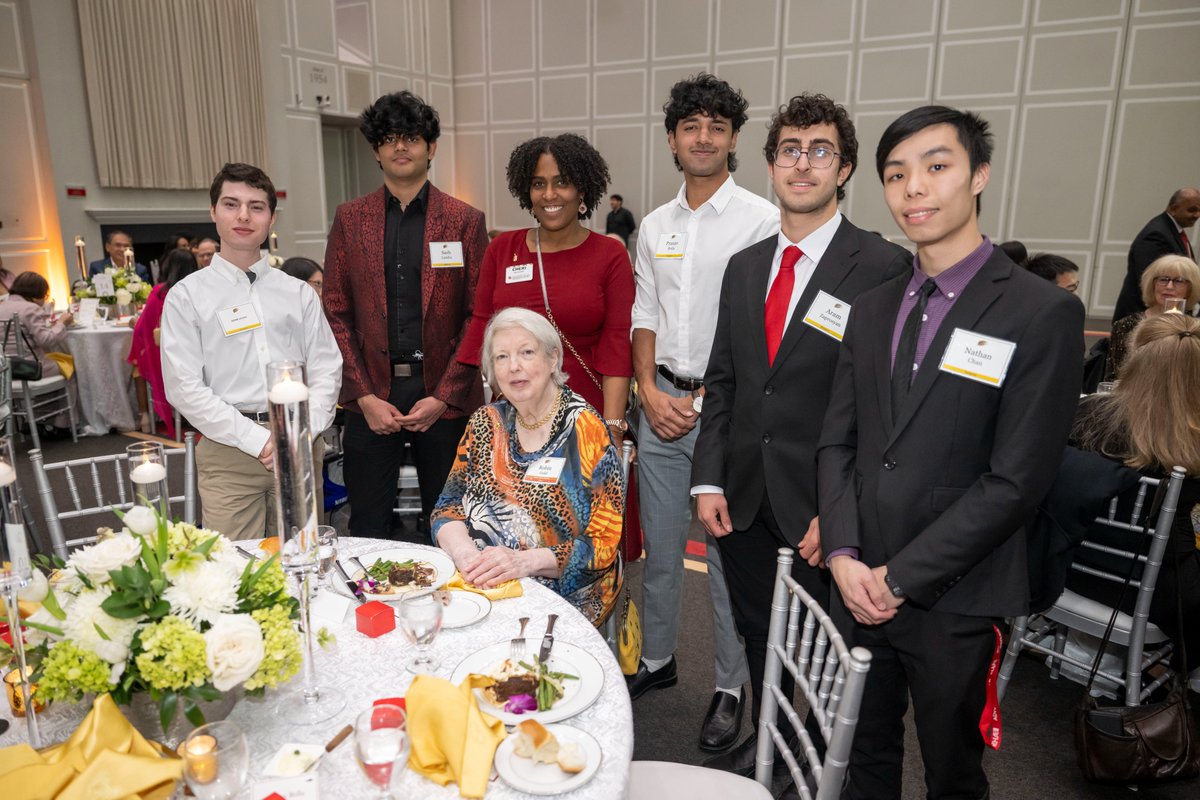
[38,641,115,702]
[166,522,211,556]
[134,616,210,691]
[247,558,287,603]
[244,604,300,691]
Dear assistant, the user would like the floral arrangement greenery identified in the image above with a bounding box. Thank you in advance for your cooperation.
[74,266,152,306]
[10,507,301,732]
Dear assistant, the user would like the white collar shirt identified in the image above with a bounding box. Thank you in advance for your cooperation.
[765,212,843,330]
[161,253,342,457]
[632,174,779,378]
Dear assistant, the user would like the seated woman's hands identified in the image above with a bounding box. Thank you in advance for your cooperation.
[457,546,534,588]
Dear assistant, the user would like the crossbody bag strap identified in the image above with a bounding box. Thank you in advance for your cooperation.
[533,227,603,393]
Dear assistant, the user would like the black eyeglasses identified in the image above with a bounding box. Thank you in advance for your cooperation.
[378,133,423,148]
[774,145,841,169]
[1155,276,1192,287]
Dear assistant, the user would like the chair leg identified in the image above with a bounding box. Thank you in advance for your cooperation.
[1049,628,1067,680]
[21,385,40,451]
[65,387,78,442]
[996,615,1028,703]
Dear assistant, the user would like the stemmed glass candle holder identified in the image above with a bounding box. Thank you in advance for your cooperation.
[126,441,168,518]
[267,360,344,724]
[0,436,40,747]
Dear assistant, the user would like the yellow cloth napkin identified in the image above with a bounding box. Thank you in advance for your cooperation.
[0,694,181,800]
[44,352,75,381]
[407,674,506,799]
[446,571,523,600]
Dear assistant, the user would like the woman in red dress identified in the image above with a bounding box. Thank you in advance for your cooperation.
[128,248,197,438]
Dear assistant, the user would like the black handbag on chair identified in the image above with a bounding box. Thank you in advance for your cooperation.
[2,318,42,381]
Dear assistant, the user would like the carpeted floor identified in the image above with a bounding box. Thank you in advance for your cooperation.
[11,430,1199,798]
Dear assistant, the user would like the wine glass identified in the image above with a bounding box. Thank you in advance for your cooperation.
[97,305,109,324]
[398,590,443,673]
[355,704,409,799]
[183,721,249,800]
[316,525,338,589]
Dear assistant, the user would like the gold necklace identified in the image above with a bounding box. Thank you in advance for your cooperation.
[516,392,559,430]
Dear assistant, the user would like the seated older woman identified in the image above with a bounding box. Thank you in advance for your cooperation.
[1107,254,1200,380]
[0,271,78,434]
[431,307,624,626]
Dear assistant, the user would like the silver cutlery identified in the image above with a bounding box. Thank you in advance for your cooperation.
[510,616,530,660]
[333,559,365,604]
[538,614,558,664]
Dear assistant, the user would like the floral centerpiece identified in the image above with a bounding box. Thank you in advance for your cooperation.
[9,508,302,735]
[74,266,152,308]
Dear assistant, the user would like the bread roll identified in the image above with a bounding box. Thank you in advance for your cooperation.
[514,719,559,764]
[556,742,586,774]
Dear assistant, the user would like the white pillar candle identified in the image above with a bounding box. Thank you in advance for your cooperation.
[123,248,134,269]
[0,462,15,487]
[130,461,167,484]
[268,379,309,404]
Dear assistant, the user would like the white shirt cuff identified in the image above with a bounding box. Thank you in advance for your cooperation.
[690,485,724,496]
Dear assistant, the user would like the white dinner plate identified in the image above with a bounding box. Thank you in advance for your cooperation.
[494,724,602,795]
[441,591,492,628]
[450,639,604,724]
[351,547,456,601]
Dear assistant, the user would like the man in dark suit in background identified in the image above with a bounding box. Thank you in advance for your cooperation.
[89,229,151,282]
[817,106,1083,799]
[1112,187,1199,321]
[692,94,910,777]
[323,91,488,542]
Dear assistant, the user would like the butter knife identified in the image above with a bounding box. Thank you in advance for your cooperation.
[333,560,365,604]
[537,613,558,664]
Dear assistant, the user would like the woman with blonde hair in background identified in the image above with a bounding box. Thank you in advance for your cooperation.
[1107,253,1200,379]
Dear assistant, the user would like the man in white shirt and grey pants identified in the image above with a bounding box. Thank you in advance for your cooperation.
[628,74,779,753]
[163,163,342,540]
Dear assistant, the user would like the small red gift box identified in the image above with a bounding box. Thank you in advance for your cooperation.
[355,600,395,638]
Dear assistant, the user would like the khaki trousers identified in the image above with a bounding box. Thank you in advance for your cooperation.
[196,431,326,541]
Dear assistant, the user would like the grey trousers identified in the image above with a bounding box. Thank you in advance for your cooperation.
[636,372,750,690]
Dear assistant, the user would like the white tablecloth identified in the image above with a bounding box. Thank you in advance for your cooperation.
[1,538,634,799]
[63,324,138,434]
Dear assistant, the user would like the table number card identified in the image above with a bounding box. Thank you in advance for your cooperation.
[92,274,115,298]
[77,298,99,327]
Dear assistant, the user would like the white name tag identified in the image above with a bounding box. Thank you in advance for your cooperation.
[506,263,534,283]
[938,328,1016,387]
[429,241,464,268]
[216,303,263,337]
[801,290,851,341]
[655,233,686,259]
[523,456,566,485]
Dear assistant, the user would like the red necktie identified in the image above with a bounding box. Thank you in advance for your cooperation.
[1182,229,1193,260]
[765,245,802,365]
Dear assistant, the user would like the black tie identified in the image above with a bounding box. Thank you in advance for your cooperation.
[247,270,256,284]
[891,280,937,423]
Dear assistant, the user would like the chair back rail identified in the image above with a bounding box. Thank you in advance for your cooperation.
[755,547,872,799]
[31,432,198,558]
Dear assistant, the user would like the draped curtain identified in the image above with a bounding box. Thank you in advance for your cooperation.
[77,0,267,189]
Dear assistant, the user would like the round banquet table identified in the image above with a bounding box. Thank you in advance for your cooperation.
[63,323,138,433]
[0,538,634,799]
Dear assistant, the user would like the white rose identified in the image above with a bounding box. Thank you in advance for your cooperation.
[115,289,132,305]
[104,267,116,277]
[204,614,264,691]
[23,604,62,647]
[17,568,48,603]
[123,505,158,537]
[126,279,142,294]
[67,533,142,582]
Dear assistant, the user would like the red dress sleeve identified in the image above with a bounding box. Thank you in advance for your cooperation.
[459,230,518,367]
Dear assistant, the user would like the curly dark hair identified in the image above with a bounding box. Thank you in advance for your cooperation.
[505,134,611,221]
[359,91,440,147]
[662,73,749,172]
[764,93,858,202]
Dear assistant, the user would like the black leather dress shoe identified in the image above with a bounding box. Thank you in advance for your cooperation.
[701,733,796,778]
[625,656,678,701]
[698,690,744,752]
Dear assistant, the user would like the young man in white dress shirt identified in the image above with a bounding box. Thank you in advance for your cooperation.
[627,73,779,753]
[162,163,342,540]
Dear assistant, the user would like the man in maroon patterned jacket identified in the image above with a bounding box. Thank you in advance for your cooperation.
[324,91,488,541]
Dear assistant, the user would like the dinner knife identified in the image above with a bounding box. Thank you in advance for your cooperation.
[538,613,558,664]
[333,560,365,604]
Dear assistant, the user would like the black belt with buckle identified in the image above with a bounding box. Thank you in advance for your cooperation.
[392,354,424,378]
[658,364,703,392]
[241,410,270,423]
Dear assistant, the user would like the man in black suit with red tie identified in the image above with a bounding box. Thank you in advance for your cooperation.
[817,106,1083,799]
[691,94,910,779]
[1112,187,1200,321]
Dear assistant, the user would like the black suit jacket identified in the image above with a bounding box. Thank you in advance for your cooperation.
[691,218,911,543]
[1112,212,1189,322]
[817,248,1083,617]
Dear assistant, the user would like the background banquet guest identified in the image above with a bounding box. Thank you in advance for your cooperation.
[605,193,637,245]
[433,307,624,626]
[153,231,192,283]
[0,271,77,434]
[88,229,151,281]
[1112,188,1200,322]
[459,132,634,435]
[192,237,218,268]
[997,239,1028,268]
[1070,312,1200,674]
[1107,254,1200,380]
[128,248,197,439]
[0,255,14,292]
[324,90,487,543]
[627,73,773,750]
[1026,252,1080,294]
[163,162,341,540]
[280,256,323,298]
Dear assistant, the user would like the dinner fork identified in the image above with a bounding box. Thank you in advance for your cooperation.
[510,617,530,661]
